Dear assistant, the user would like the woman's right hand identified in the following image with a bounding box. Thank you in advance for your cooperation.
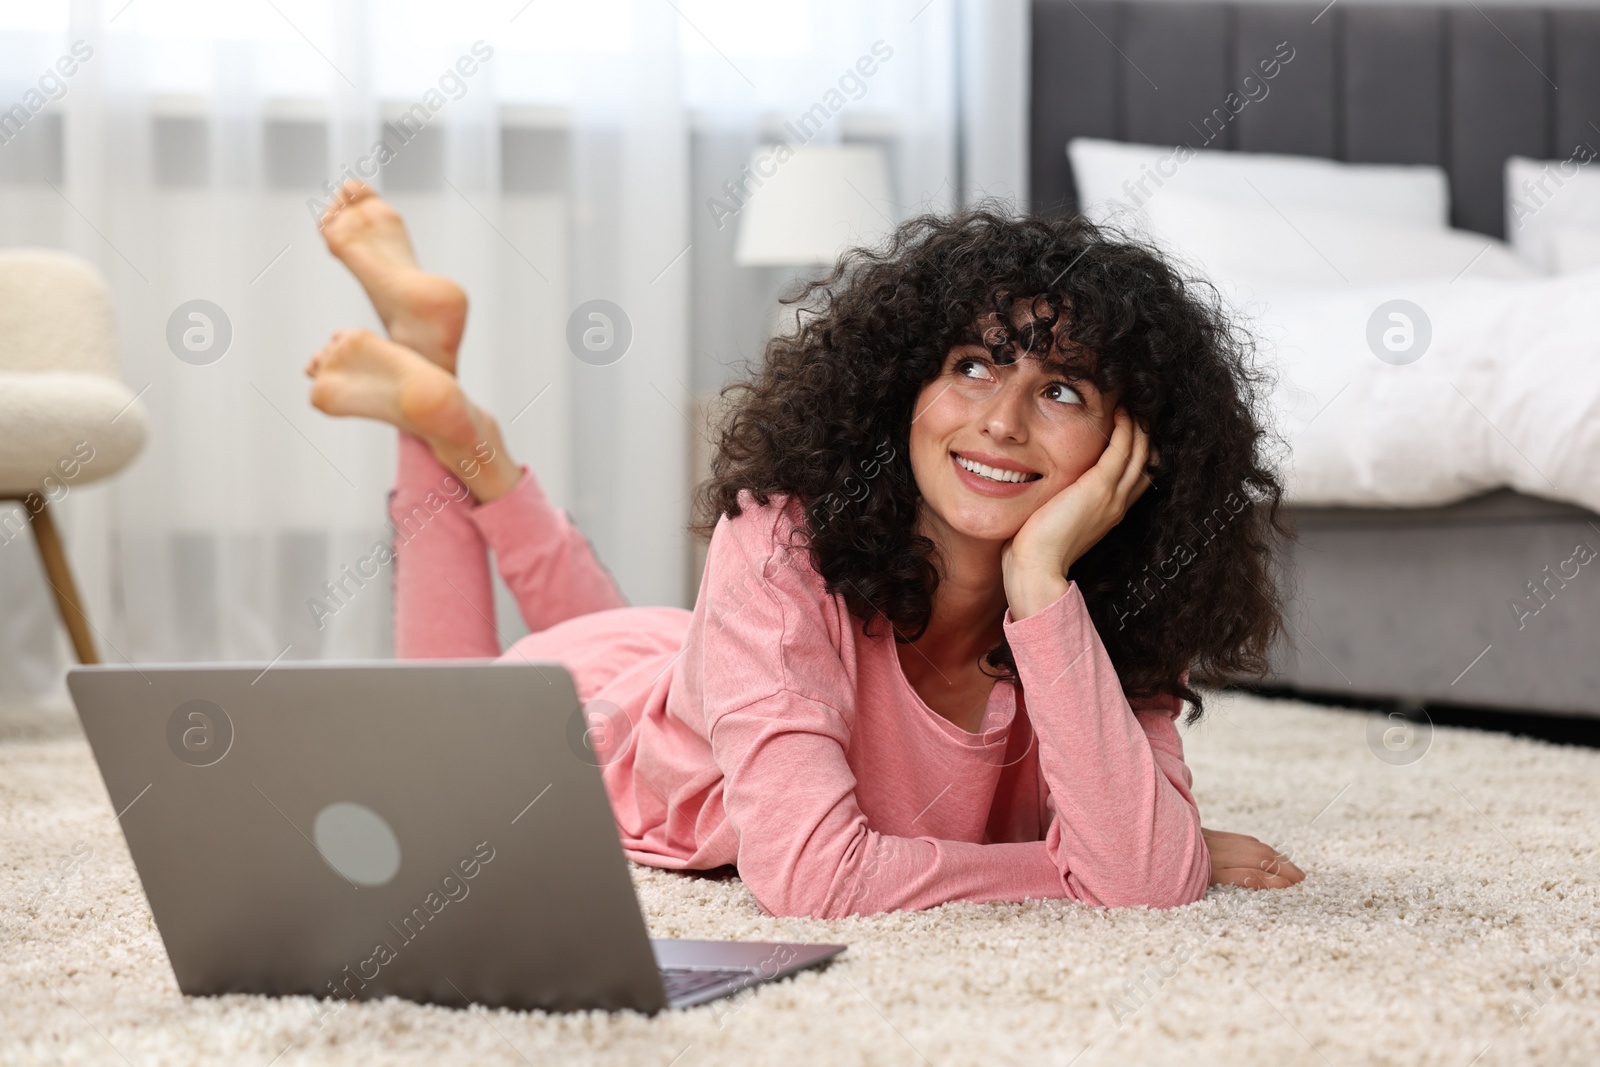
[1000,407,1156,619]
[1203,827,1305,889]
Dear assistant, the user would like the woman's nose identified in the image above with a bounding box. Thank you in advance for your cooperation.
[979,378,1029,438]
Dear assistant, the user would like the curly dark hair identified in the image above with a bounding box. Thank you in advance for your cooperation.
[689,206,1295,723]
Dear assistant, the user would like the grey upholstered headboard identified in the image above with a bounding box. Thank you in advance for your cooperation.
[1030,0,1600,237]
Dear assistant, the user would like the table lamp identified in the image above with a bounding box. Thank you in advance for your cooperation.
[733,144,893,267]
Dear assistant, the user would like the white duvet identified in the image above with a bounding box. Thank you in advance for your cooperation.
[1237,270,1600,513]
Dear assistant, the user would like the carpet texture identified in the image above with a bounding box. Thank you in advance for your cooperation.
[3,689,1596,1066]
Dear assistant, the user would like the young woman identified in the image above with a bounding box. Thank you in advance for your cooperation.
[305,180,1305,918]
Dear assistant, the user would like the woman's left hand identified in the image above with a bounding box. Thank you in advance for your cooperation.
[1203,827,1305,889]
[1001,407,1156,614]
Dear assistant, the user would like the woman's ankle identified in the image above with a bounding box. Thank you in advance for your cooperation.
[454,449,521,505]
[428,411,520,504]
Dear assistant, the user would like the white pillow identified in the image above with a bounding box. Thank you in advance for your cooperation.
[1120,188,1534,293]
[1504,154,1600,271]
[1547,228,1600,273]
[1068,137,1451,230]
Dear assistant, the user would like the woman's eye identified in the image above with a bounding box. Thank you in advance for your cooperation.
[1044,382,1082,405]
[954,357,993,381]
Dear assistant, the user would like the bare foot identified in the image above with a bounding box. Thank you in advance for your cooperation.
[305,329,522,503]
[306,329,479,447]
[319,179,468,373]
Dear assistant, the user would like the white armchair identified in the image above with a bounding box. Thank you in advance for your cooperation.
[0,249,148,663]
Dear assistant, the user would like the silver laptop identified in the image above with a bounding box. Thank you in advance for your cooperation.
[67,661,844,1014]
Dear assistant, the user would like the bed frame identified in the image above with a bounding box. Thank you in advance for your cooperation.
[1030,0,1600,717]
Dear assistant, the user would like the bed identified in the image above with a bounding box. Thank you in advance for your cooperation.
[1029,0,1600,718]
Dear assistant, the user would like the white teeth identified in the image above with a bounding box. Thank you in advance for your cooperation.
[955,454,1039,483]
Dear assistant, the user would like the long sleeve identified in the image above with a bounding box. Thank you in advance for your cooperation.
[711,687,1072,917]
[696,496,1208,918]
[1002,584,1211,909]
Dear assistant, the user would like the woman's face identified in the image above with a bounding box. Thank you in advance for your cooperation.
[908,323,1117,548]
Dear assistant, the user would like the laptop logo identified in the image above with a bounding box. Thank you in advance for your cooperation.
[312,802,402,887]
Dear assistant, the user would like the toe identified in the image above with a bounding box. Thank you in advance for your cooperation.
[319,329,365,365]
[335,178,365,207]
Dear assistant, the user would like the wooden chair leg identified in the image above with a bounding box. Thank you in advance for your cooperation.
[18,495,100,665]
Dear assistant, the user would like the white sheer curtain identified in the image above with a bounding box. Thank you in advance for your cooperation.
[0,0,1023,699]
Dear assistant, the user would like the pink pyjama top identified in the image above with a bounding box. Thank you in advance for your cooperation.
[391,433,1210,918]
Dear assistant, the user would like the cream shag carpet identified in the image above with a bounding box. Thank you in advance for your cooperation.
[3,689,1597,1067]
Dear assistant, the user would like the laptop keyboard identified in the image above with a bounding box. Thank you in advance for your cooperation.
[659,966,758,1001]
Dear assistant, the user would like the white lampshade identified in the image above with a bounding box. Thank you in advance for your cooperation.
[733,144,894,267]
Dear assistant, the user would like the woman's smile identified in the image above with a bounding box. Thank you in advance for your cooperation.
[949,450,1043,497]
